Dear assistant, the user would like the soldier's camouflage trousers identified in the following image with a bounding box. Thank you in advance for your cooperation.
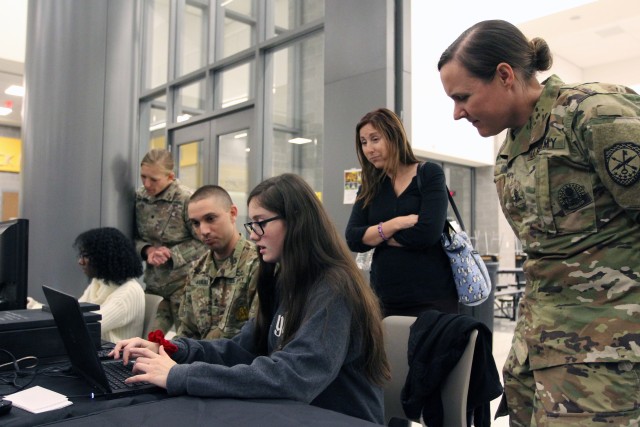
[504,351,640,426]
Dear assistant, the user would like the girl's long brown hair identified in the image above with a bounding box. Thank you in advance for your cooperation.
[248,173,390,385]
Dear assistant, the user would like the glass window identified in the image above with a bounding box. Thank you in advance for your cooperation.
[177,141,203,189]
[444,164,472,231]
[175,78,206,122]
[218,129,250,224]
[219,0,255,59]
[139,0,325,198]
[222,0,252,15]
[178,1,209,76]
[441,163,488,254]
[140,94,168,152]
[218,62,251,108]
[269,34,324,190]
[273,0,324,34]
[144,0,170,89]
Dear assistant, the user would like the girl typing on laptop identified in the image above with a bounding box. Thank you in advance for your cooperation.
[112,174,390,424]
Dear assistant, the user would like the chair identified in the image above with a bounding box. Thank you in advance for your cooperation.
[383,315,418,425]
[382,315,478,427]
[143,294,164,337]
[440,329,478,426]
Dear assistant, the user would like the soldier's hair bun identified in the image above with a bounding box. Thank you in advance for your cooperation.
[530,37,553,72]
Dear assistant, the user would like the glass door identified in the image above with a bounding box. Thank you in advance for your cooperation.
[171,108,255,226]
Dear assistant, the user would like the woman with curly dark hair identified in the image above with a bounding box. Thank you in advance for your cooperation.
[29,227,145,342]
[74,227,145,342]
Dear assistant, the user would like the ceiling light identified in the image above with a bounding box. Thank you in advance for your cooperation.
[149,121,166,131]
[288,137,312,145]
[177,114,191,123]
[234,132,247,139]
[0,107,12,116]
[5,85,24,97]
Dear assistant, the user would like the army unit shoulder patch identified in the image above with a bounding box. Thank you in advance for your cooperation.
[557,183,592,212]
[604,142,640,186]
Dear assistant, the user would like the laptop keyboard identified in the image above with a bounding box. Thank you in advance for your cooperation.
[97,347,114,359]
[97,341,116,360]
[102,361,150,390]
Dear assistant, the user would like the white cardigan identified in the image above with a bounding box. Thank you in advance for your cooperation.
[78,278,145,343]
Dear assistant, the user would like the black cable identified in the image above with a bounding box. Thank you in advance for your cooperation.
[39,364,79,379]
[0,348,40,391]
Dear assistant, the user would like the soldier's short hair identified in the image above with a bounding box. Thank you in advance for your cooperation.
[190,185,233,209]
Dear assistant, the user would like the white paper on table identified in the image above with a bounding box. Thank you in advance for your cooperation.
[3,385,73,413]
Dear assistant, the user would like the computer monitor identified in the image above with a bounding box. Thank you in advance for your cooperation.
[0,218,29,311]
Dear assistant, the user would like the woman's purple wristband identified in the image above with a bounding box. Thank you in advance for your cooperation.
[377,222,388,241]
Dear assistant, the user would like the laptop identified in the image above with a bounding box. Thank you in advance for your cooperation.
[42,285,161,398]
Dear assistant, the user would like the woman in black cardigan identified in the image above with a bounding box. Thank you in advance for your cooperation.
[345,108,457,317]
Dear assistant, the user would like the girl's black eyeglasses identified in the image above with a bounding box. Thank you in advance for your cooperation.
[243,216,281,236]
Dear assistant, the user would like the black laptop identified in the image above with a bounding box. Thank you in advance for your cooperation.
[42,285,161,398]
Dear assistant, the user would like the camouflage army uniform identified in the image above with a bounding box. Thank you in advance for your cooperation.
[176,234,258,340]
[495,75,640,426]
[135,180,207,332]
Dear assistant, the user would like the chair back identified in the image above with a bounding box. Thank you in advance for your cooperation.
[143,294,164,337]
[382,315,418,425]
[440,329,478,426]
[383,315,479,427]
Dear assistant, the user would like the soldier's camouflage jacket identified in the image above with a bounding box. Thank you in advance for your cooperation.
[495,75,640,370]
[135,180,207,297]
[176,234,258,340]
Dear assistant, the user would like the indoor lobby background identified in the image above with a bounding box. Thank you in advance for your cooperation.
[0,0,638,305]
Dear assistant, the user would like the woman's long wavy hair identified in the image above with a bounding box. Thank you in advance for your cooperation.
[355,108,418,207]
[248,174,390,385]
[73,227,143,284]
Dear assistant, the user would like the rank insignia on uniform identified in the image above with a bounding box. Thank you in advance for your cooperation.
[604,142,640,186]
[557,183,592,212]
[236,306,249,321]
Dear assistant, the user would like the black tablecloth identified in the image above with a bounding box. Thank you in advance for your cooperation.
[0,362,382,426]
[40,396,383,426]
[0,362,167,427]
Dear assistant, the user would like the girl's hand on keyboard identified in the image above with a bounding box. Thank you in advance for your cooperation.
[111,337,160,365]
[123,345,176,389]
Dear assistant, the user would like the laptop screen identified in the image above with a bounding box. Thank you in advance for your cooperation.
[42,285,111,393]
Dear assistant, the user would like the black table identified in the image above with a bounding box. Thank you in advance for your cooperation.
[40,396,383,426]
[496,268,524,288]
[0,361,382,426]
[0,361,167,427]
[495,268,525,320]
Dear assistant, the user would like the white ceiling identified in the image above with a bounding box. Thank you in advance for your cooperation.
[0,0,639,128]
[518,0,640,70]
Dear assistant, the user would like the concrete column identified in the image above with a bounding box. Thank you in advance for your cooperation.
[23,0,138,300]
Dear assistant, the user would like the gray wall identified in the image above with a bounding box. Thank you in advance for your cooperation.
[23,0,138,301]
[323,0,401,236]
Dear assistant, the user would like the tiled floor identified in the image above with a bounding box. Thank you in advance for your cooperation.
[490,317,516,427]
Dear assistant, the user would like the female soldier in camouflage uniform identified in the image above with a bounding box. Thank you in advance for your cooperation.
[439,19,640,427]
[135,149,207,333]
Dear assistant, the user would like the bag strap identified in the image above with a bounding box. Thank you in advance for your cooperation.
[417,162,467,232]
